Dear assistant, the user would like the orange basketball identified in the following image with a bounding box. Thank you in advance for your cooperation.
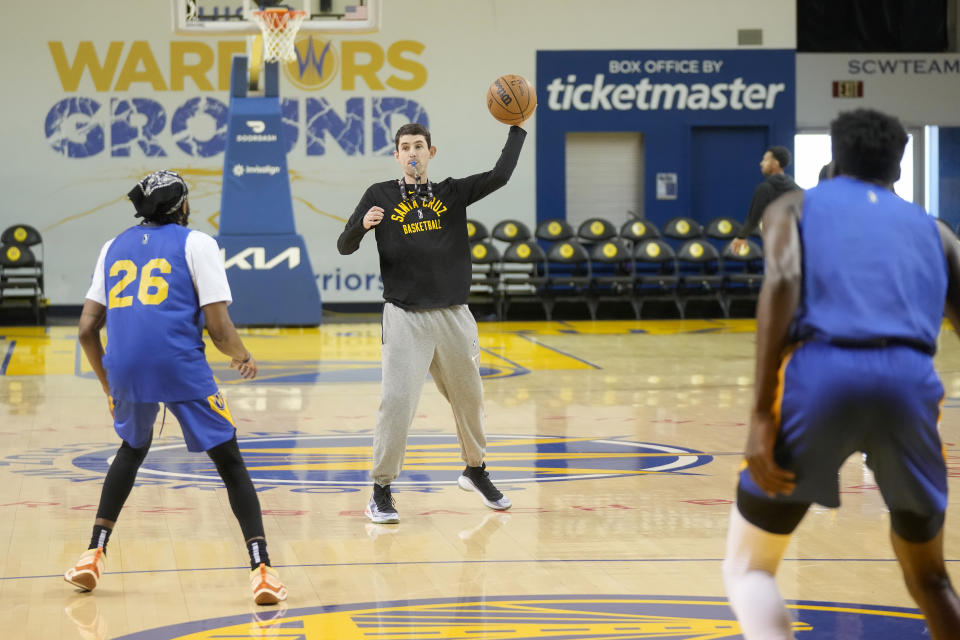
[486,74,537,125]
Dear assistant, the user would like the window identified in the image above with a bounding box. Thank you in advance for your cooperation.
[794,133,915,203]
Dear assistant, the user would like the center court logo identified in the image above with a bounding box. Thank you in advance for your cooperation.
[284,36,338,90]
[70,434,713,488]
[109,595,929,639]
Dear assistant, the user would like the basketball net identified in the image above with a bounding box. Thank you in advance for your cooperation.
[250,8,306,63]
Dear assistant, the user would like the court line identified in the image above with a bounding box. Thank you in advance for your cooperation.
[9,557,960,582]
[511,333,602,370]
[1,340,15,375]
[479,346,530,377]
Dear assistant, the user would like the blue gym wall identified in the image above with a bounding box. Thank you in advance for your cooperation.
[536,50,796,230]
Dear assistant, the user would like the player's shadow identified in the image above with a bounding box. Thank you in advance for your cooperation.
[249,603,289,633]
[64,595,108,640]
[459,510,511,558]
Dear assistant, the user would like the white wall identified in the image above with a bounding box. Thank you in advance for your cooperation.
[0,0,795,304]
[797,53,960,129]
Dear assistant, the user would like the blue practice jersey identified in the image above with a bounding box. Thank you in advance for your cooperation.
[792,176,947,353]
[102,224,217,402]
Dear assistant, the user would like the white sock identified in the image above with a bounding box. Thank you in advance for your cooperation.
[722,505,796,640]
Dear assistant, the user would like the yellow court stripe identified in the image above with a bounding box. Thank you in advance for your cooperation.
[241,453,703,463]
[243,463,672,475]
[390,464,672,475]
[785,604,923,619]
[4,323,756,376]
[242,437,619,455]
[4,335,77,376]
[13,321,959,377]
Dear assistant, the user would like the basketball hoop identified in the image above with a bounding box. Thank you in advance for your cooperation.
[251,8,306,62]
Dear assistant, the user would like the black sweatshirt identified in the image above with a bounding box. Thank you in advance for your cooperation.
[337,126,527,310]
[737,172,800,239]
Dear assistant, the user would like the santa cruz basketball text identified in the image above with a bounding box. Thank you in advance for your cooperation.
[392,198,448,221]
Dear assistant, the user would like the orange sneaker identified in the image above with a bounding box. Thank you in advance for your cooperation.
[250,563,287,605]
[64,548,105,592]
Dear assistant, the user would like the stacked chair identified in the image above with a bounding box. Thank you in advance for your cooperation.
[576,217,618,244]
[675,238,728,318]
[633,236,682,318]
[706,215,763,313]
[491,219,532,245]
[0,224,45,324]
[468,237,502,318]
[662,216,704,250]
[722,239,764,314]
[499,238,550,319]
[466,219,489,243]
[491,219,546,319]
[619,218,661,244]
[468,218,544,320]
[534,218,575,244]
[704,216,743,253]
[588,237,636,320]
[466,212,763,321]
[543,237,592,319]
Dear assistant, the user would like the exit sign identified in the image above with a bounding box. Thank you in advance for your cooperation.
[832,80,864,98]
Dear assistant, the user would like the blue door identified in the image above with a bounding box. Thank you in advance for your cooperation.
[690,127,770,228]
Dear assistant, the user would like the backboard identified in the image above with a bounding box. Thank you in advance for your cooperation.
[171,0,380,35]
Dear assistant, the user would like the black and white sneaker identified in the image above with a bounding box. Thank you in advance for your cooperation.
[458,463,512,510]
[365,484,399,524]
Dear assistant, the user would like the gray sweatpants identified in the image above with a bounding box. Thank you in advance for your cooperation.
[371,302,487,486]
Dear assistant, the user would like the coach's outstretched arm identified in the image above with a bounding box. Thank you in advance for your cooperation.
[204,302,257,379]
[744,189,804,498]
[456,125,527,206]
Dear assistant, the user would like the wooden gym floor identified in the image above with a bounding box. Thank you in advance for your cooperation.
[1,318,958,639]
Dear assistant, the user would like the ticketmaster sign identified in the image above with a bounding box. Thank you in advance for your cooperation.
[545,72,786,112]
[536,50,795,228]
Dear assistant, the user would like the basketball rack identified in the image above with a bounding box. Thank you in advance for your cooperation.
[173,1,380,92]
[171,0,381,35]
[251,8,306,63]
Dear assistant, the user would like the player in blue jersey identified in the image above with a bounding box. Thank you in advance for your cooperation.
[722,109,960,639]
[64,170,287,605]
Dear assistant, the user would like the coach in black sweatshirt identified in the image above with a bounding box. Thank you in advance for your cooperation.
[337,122,526,525]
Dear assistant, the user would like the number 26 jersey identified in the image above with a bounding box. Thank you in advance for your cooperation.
[85,224,232,403]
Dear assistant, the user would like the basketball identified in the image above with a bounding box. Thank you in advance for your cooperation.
[486,75,537,125]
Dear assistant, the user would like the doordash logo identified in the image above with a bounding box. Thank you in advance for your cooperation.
[235,119,277,142]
